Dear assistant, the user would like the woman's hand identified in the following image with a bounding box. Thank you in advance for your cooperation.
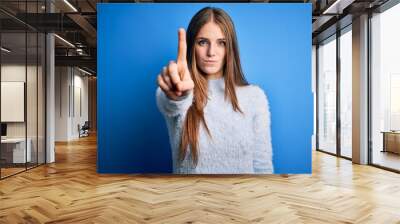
[157,28,195,101]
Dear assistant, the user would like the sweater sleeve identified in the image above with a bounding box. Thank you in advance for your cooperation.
[252,87,274,174]
[155,87,193,117]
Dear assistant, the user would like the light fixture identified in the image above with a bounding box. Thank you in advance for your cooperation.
[76,48,85,55]
[63,0,78,12]
[78,67,93,76]
[322,0,355,15]
[1,47,11,53]
[54,34,75,48]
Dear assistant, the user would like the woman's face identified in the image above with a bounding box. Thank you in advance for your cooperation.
[194,21,226,78]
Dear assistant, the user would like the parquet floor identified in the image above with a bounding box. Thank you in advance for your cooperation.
[1,134,400,223]
[1,167,26,178]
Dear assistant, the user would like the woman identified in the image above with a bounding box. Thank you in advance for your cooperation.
[156,7,273,174]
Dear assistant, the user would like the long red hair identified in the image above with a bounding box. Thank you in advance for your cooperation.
[179,7,249,166]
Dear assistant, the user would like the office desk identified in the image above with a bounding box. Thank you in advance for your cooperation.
[1,138,32,163]
[381,131,400,154]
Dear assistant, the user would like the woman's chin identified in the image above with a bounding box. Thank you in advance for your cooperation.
[201,68,221,76]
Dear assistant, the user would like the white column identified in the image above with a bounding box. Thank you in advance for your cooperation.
[352,14,369,164]
[46,1,55,163]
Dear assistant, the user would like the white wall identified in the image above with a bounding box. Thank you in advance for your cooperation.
[1,64,46,164]
[1,65,26,131]
[55,66,89,141]
[55,66,69,141]
[1,65,40,138]
[70,71,89,139]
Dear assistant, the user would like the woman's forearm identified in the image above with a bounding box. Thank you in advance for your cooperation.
[156,87,193,117]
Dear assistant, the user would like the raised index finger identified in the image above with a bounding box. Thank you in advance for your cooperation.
[177,28,187,64]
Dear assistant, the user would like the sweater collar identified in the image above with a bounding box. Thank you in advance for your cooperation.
[208,76,224,85]
[207,77,225,94]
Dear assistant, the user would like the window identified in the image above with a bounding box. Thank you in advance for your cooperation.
[371,2,400,171]
[318,35,337,154]
[339,27,352,158]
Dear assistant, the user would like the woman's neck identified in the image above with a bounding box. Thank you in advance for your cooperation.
[206,70,223,80]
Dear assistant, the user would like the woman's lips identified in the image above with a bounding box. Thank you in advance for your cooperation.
[204,60,218,65]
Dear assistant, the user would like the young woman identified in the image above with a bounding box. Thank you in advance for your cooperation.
[156,7,273,174]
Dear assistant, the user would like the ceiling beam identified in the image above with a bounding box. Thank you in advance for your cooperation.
[55,55,96,72]
[67,13,97,46]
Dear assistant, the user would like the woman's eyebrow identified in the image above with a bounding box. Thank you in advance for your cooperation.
[196,37,226,41]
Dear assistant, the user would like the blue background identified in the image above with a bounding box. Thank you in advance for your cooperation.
[97,3,312,174]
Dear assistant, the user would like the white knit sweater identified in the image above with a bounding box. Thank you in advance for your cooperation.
[156,77,273,174]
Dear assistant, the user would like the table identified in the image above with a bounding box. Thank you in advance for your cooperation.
[381,131,400,154]
[1,138,32,163]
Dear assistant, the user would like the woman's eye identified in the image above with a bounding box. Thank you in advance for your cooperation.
[198,40,207,46]
[218,41,226,47]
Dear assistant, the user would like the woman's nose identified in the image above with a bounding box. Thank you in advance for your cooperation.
[207,43,216,57]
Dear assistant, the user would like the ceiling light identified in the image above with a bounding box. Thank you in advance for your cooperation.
[54,34,75,48]
[1,47,11,53]
[322,0,355,15]
[78,67,93,76]
[63,0,78,12]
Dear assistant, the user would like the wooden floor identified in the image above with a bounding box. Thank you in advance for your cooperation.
[1,134,400,223]
[1,162,45,178]
[0,167,26,178]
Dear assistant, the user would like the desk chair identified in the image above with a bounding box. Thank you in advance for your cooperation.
[78,121,90,138]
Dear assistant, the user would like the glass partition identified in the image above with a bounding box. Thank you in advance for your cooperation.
[317,35,337,155]
[1,30,28,177]
[371,3,400,171]
[339,27,352,158]
[0,1,46,179]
